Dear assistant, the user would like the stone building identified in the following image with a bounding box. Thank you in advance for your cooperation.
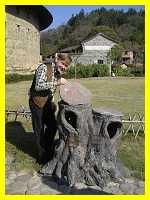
[5,5,53,73]
[60,33,117,65]
[121,50,134,64]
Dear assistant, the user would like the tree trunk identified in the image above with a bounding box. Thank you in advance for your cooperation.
[40,82,124,188]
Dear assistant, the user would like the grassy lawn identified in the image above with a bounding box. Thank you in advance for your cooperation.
[117,133,144,180]
[5,77,145,180]
[6,77,144,114]
[77,77,144,114]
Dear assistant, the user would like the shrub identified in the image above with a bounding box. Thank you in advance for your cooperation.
[92,64,109,77]
[130,66,145,77]
[112,64,145,77]
[64,64,109,79]
[63,66,75,79]
[6,73,34,84]
[113,67,134,77]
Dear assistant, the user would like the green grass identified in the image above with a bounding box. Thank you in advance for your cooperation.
[6,119,41,171]
[6,77,144,114]
[5,77,144,179]
[117,133,144,180]
[76,77,144,114]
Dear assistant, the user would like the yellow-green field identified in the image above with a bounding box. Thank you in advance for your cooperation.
[6,77,144,114]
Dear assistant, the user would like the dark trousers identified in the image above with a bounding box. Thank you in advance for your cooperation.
[29,98,57,164]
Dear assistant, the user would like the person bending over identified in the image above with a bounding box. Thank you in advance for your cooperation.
[29,53,72,164]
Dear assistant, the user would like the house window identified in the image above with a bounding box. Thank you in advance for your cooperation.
[97,59,104,64]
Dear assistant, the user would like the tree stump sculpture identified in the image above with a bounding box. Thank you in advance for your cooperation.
[40,82,124,188]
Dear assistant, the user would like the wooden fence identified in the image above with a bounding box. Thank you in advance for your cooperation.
[121,112,144,138]
[5,105,144,138]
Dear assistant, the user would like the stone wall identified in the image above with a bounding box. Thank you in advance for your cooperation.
[5,6,40,73]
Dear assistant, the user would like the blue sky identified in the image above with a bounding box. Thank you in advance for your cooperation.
[45,5,144,30]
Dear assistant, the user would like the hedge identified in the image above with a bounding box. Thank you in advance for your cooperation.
[6,73,34,84]
[112,65,144,77]
[6,63,144,84]
[63,64,109,79]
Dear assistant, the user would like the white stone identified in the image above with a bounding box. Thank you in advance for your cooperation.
[6,181,27,195]
[134,187,144,194]
[119,183,137,194]
[73,182,88,189]
[16,169,33,177]
[7,171,17,180]
[27,174,42,189]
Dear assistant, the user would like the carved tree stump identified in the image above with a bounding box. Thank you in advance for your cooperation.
[40,82,124,188]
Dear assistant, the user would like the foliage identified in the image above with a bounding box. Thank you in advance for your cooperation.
[107,44,124,63]
[112,65,144,77]
[92,64,109,77]
[130,66,145,77]
[112,67,132,77]
[6,73,34,84]
[40,8,144,60]
[63,64,109,79]
[5,64,144,85]
[117,134,144,180]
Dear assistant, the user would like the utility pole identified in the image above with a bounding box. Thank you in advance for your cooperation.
[73,54,80,79]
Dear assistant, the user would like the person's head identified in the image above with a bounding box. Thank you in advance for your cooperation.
[55,53,72,75]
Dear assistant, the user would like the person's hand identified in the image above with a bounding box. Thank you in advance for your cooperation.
[60,78,68,85]
[57,78,68,86]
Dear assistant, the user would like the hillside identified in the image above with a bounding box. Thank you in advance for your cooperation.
[40,7,144,58]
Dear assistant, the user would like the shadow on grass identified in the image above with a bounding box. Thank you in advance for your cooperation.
[5,121,37,160]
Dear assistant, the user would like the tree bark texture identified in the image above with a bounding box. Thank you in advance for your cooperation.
[40,82,124,188]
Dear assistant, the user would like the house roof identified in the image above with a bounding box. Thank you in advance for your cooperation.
[6,5,53,31]
[60,45,81,52]
[81,32,118,44]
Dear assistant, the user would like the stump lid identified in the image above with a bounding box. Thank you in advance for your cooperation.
[60,82,91,105]
[93,108,123,117]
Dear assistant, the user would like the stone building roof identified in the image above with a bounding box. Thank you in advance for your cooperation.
[33,6,53,31]
[82,32,118,44]
[60,45,81,52]
[5,5,53,31]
